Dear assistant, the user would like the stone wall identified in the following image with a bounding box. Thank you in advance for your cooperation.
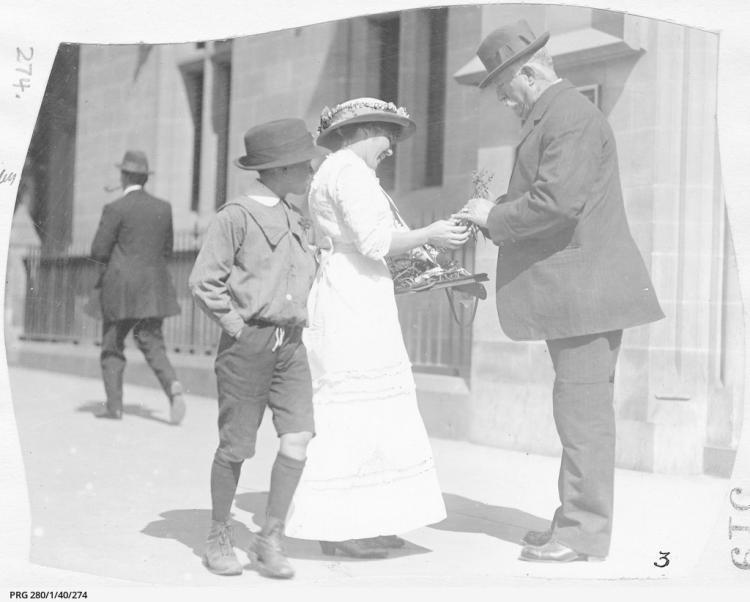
[57,6,741,475]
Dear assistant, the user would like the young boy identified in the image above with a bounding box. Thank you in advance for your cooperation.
[189,118,318,578]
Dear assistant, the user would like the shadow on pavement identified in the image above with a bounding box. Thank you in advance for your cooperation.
[76,400,172,425]
[233,491,432,562]
[430,492,550,546]
[140,509,255,560]
[142,492,527,565]
[232,490,267,531]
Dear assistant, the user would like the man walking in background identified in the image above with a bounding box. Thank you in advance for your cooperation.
[91,150,186,425]
[459,20,664,562]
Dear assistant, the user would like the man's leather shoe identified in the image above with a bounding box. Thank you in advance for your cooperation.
[521,529,552,546]
[519,540,605,563]
[96,408,122,420]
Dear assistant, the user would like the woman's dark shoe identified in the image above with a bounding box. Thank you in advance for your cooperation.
[319,539,388,559]
[363,535,406,549]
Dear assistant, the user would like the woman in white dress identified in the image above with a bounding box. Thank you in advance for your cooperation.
[284,98,469,558]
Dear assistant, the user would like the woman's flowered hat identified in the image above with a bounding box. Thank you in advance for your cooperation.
[315,97,416,150]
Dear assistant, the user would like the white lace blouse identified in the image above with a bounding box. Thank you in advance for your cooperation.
[307,148,396,261]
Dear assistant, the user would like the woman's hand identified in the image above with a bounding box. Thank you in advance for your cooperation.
[425,219,470,249]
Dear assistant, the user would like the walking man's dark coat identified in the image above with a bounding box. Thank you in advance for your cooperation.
[92,188,180,321]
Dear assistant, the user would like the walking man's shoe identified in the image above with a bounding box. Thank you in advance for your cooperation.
[250,518,295,579]
[169,381,186,425]
[95,407,123,420]
[519,539,605,563]
[203,520,243,576]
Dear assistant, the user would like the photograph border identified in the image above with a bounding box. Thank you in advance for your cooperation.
[1,0,748,597]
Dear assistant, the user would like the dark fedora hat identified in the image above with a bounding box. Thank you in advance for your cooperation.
[316,97,416,150]
[476,20,551,89]
[115,150,153,174]
[235,118,317,171]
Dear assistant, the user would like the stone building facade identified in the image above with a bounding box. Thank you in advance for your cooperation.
[10,5,742,476]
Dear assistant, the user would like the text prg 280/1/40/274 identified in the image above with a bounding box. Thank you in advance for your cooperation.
[9,593,88,599]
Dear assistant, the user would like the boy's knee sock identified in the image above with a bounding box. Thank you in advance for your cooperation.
[210,453,243,523]
[266,453,306,523]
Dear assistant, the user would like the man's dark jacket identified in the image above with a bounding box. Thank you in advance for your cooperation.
[91,188,180,321]
[486,80,664,340]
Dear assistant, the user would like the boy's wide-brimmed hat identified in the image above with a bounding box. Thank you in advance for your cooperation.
[115,150,153,174]
[476,19,551,89]
[315,97,416,150]
[235,118,318,171]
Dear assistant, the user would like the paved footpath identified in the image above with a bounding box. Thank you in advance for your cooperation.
[2,366,730,591]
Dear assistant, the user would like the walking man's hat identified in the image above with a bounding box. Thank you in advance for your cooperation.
[116,150,153,174]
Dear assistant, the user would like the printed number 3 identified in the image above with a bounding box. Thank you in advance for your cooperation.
[654,551,670,568]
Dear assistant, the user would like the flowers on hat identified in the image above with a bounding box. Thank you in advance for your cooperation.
[319,106,335,132]
[318,98,411,134]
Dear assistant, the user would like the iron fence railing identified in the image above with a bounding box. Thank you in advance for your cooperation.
[22,248,102,343]
[21,230,475,375]
[21,232,220,354]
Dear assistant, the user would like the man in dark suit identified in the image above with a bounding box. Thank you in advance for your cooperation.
[91,150,185,425]
[459,20,664,562]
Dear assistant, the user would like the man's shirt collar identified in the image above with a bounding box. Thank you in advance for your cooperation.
[122,184,143,195]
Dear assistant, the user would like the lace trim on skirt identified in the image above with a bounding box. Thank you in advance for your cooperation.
[302,457,436,491]
[312,360,416,404]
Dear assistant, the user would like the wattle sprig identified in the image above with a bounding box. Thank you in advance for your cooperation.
[457,168,495,241]
[471,168,494,200]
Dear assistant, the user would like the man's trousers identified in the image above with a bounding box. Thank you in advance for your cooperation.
[100,317,178,412]
[545,329,623,558]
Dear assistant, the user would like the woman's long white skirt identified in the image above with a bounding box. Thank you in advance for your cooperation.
[284,251,446,541]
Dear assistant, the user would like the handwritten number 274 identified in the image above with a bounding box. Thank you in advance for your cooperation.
[13,47,33,93]
[16,47,33,76]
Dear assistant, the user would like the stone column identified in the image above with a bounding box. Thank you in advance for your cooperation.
[646,21,721,474]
